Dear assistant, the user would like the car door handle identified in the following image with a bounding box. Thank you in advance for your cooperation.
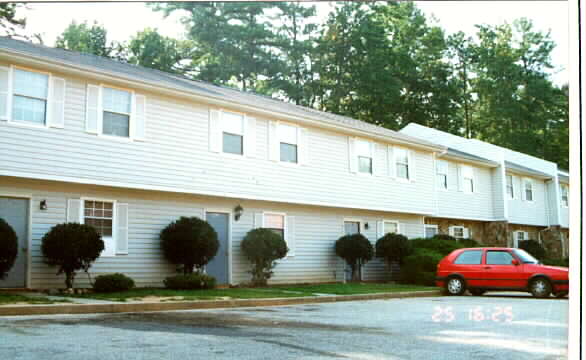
[483,266,491,269]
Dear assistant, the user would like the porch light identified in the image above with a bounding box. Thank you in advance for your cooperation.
[364,222,370,230]
[234,204,244,221]
[40,200,48,210]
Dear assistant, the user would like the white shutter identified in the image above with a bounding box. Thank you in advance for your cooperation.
[85,84,101,134]
[134,94,146,141]
[448,226,455,237]
[47,76,66,129]
[209,109,221,152]
[0,66,10,121]
[348,137,357,173]
[372,144,381,176]
[298,127,309,165]
[408,150,416,181]
[376,220,384,239]
[463,228,470,239]
[116,203,129,255]
[512,175,518,199]
[521,178,527,201]
[473,168,479,193]
[268,120,279,161]
[244,115,256,158]
[387,145,395,178]
[285,215,295,256]
[254,213,263,228]
[457,165,463,191]
[397,223,403,235]
[67,199,82,223]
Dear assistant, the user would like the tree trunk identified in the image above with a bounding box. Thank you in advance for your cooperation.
[65,271,75,289]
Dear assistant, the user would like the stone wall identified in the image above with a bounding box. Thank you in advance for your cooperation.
[425,217,487,243]
[483,221,509,247]
[541,226,566,259]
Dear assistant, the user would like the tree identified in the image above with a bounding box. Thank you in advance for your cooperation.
[335,233,373,282]
[0,218,18,279]
[241,228,288,286]
[126,28,191,73]
[0,4,25,38]
[160,216,219,274]
[55,21,116,58]
[375,233,412,266]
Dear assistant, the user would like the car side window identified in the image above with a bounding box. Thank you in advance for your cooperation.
[486,251,515,265]
[453,250,483,265]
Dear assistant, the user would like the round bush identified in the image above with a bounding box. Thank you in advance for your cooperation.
[518,239,546,260]
[160,217,219,274]
[542,257,569,267]
[241,228,288,286]
[0,218,18,279]
[93,273,135,293]
[335,233,374,281]
[41,223,104,288]
[411,236,463,256]
[399,248,444,286]
[164,273,216,290]
[375,233,412,265]
[431,234,457,242]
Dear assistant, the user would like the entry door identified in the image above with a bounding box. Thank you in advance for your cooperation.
[205,212,230,284]
[0,197,28,288]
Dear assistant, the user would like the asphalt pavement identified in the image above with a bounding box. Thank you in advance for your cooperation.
[0,292,568,360]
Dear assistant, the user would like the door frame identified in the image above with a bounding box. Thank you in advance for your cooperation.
[203,208,233,285]
[0,192,32,289]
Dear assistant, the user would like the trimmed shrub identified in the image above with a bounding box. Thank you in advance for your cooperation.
[160,217,219,274]
[41,223,104,289]
[375,233,412,265]
[164,273,216,290]
[518,240,546,261]
[543,257,569,268]
[431,234,457,242]
[399,248,444,286]
[411,236,462,257]
[93,273,135,293]
[0,218,18,280]
[335,233,374,282]
[458,238,481,248]
[241,228,288,286]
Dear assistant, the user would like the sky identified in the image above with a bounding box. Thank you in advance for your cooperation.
[17,1,569,85]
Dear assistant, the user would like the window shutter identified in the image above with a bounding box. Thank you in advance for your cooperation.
[67,199,82,223]
[47,76,66,129]
[134,94,147,141]
[244,115,256,158]
[376,220,384,239]
[387,145,395,178]
[268,120,279,161]
[208,109,221,152]
[408,150,416,181]
[85,84,101,134]
[463,228,470,239]
[397,223,404,235]
[473,168,479,193]
[0,66,10,121]
[116,203,129,255]
[285,215,295,256]
[348,137,357,173]
[457,165,463,191]
[372,143,382,176]
[448,226,455,237]
[298,127,309,165]
[521,179,527,201]
[254,213,263,228]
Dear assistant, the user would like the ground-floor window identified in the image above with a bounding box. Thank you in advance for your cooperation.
[513,231,529,248]
[424,225,438,238]
[449,226,468,239]
[83,199,115,256]
[264,213,285,239]
[344,221,360,235]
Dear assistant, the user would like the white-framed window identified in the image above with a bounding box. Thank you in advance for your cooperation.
[83,199,116,256]
[261,212,295,257]
[560,184,568,207]
[395,147,410,180]
[424,224,438,238]
[383,220,400,235]
[102,86,131,137]
[12,68,49,125]
[461,165,474,193]
[513,231,529,248]
[506,174,514,199]
[523,178,533,201]
[344,220,361,235]
[356,139,373,174]
[278,123,298,163]
[221,111,245,155]
[436,160,448,189]
[264,213,285,239]
[449,226,468,239]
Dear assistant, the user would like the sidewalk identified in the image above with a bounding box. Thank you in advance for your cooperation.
[0,289,441,316]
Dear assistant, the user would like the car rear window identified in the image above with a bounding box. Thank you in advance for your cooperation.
[486,251,515,265]
[453,250,483,265]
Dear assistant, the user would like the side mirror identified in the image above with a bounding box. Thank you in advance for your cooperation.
[511,259,520,266]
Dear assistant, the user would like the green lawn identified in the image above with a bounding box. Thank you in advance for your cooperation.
[273,283,438,295]
[0,293,70,305]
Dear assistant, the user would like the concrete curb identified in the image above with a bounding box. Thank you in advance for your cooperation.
[0,290,442,316]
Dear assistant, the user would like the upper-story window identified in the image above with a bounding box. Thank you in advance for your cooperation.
[560,184,568,207]
[356,140,373,174]
[436,160,448,189]
[12,69,49,125]
[102,87,131,137]
[506,174,514,199]
[278,123,298,163]
[461,165,474,193]
[523,179,533,201]
[395,148,410,180]
[221,111,245,155]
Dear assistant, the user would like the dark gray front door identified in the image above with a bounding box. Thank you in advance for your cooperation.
[206,212,229,284]
[0,197,28,288]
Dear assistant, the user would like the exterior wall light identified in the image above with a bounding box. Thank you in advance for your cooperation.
[234,204,244,221]
[364,222,370,230]
[40,200,48,210]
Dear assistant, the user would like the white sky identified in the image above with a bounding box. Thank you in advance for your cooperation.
[18,1,569,85]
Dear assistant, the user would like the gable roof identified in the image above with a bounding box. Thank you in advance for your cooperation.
[0,36,444,152]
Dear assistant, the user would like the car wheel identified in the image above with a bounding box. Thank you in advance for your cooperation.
[530,278,552,298]
[554,291,568,298]
[446,276,466,296]
[469,289,486,296]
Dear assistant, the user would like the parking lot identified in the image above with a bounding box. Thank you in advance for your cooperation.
[0,293,568,360]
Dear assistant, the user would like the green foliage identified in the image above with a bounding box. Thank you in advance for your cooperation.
[411,236,462,257]
[56,21,117,58]
[375,233,412,265]
[0,4,25,37]
[518,239,546,261]
[399,248,444,286]
[335,233,374,281]
[164,273,216,290]
[160,217,219,274]
[542,257,569,268]
[93,273,135,293]
[126,28,190,73]
[0,218,18,279]
[41,223,104,288]
[241,228,288,286]
[458,238,481,248]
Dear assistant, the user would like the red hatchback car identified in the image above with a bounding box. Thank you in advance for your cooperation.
[436,247,569,298]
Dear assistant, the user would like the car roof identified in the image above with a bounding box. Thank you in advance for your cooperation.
[458,247,512,251]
